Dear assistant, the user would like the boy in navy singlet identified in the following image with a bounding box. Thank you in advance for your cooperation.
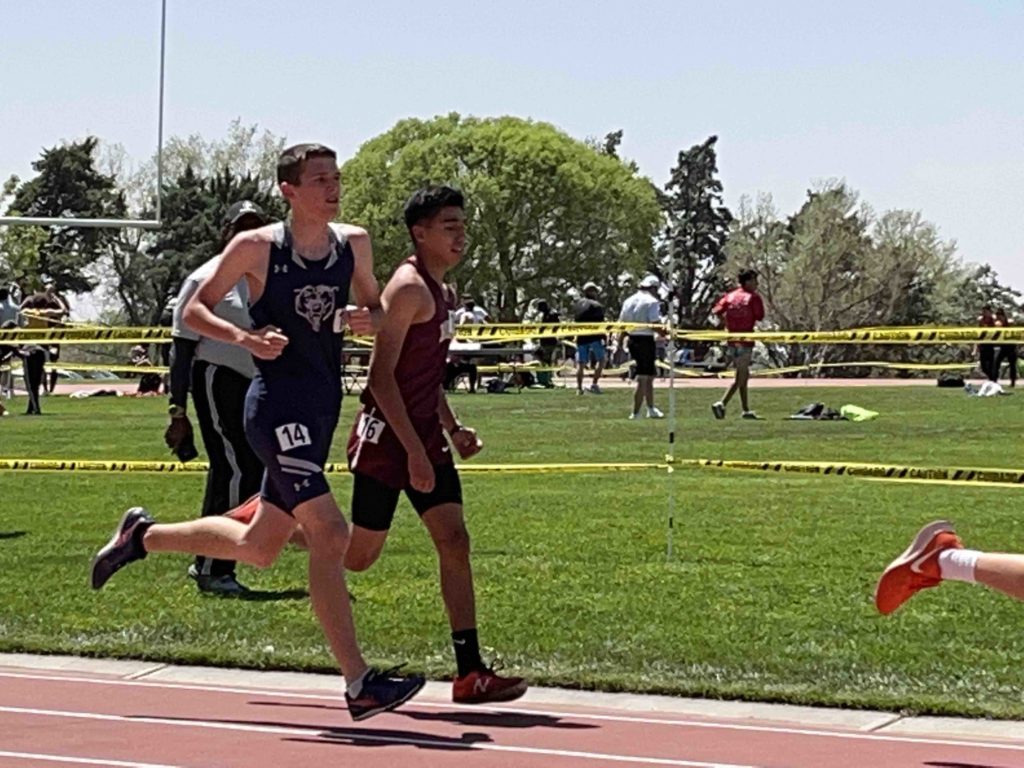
[90,143,424,721]
[345,186,527,704]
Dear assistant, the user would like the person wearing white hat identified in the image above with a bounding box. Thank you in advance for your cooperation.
[618,275,665,419]
[573,281,607,394]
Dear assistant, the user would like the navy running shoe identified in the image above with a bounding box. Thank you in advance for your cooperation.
[345,666,425,721]
[90,507,154,589]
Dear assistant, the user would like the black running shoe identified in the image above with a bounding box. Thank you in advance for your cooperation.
[90,507,154,589]
[345,666,425,721]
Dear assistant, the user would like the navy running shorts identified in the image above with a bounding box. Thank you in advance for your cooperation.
[244,383,340,515]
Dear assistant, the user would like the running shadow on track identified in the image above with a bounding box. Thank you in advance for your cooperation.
[141,715,494,752]
[0,531,27,541]
[250,701,596,731]
[926,762,1017,768]
[400,709,598,731]
[286,726,493,751]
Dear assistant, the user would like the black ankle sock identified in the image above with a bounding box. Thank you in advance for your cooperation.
[452,628,484,677]
[132,521,153,560]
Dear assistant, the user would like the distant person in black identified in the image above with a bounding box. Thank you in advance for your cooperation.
[573,281,606,395]
[993,307,1017,388]
[533,300,559,388]
[977,305,997,381]
[21,282,69,394]
[0,319,45,415]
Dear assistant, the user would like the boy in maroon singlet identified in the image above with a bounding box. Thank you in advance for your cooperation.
[346,186,527,704]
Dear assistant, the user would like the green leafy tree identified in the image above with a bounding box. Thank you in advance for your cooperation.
[657,136,733,328]
[4,137,126,293]
[340,114,660,319]
[0,176,47,288]
[726,182,969,372]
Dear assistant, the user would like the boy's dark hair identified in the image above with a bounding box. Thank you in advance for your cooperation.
[738,268,759,286]
[276,143,337,185]
[403,186,464,234]
[0,287,9,302]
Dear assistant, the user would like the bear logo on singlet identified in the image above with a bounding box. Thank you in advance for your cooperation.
[294,285,339,332]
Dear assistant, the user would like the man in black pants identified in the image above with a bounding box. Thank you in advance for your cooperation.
[977,305,997,381]
[165,201,268,594]
[0,320,45,415]
[617,275,665,419]
[994,307,1017,387]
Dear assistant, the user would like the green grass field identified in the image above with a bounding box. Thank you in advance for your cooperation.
[1,384,1023,718]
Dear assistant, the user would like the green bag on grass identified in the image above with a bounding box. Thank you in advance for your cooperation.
[840,404,879,422]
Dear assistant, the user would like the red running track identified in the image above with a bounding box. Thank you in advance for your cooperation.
[0,667,1022,768]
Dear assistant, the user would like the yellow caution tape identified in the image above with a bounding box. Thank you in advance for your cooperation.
[674,360,977,379]
[2,457,1022,488]
[451,322,652,341]
[692,459,1024,486]
[0,458,661,475]
[2,323,1022,346]
[682,327,1024,345]
[0,327,173,344]
[0,459,209,473]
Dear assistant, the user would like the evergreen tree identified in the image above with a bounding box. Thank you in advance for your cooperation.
[658,136,733,328]
[5,137,126,293]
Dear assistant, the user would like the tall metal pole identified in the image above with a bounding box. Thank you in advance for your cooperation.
[155,0,167,224]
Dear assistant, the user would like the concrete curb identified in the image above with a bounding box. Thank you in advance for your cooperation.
[2,652,1021,742]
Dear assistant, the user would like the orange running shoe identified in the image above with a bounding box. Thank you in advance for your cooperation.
[225,495,260,525]
[875,520,963,615]
[453,666,528,704]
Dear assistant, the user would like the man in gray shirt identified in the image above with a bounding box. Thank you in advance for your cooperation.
[166,201,267,594]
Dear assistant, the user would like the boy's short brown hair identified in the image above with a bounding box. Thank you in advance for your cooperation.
[276,143,337,185]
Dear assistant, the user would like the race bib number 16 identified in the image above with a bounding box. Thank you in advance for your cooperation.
[275,422,311,452]
[357,413,385,445]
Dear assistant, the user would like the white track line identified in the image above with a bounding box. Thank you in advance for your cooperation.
[0,705,758,768]
[0,670,1021,753]
[0,750,185,768]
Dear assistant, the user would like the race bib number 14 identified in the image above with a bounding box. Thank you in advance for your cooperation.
[275,422,311,452]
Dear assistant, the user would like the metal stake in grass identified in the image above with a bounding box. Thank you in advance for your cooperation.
[665,255,680,562]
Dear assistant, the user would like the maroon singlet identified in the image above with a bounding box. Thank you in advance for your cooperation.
[347,256,457,488]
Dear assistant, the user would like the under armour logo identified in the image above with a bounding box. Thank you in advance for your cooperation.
[293,478,311,492]
[274,264,289,274]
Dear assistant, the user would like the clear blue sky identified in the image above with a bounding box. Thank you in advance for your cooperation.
[2,0,1022,290]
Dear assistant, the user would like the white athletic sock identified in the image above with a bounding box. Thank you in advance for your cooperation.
[346,667,370,698]
[938,549,980,583]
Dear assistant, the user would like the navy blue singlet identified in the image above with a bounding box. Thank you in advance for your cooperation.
[243,223,354,513]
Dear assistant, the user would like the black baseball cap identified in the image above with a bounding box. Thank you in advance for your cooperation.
[223,200,267,227]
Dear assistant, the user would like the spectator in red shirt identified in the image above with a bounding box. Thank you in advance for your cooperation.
[710,269,765,420]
